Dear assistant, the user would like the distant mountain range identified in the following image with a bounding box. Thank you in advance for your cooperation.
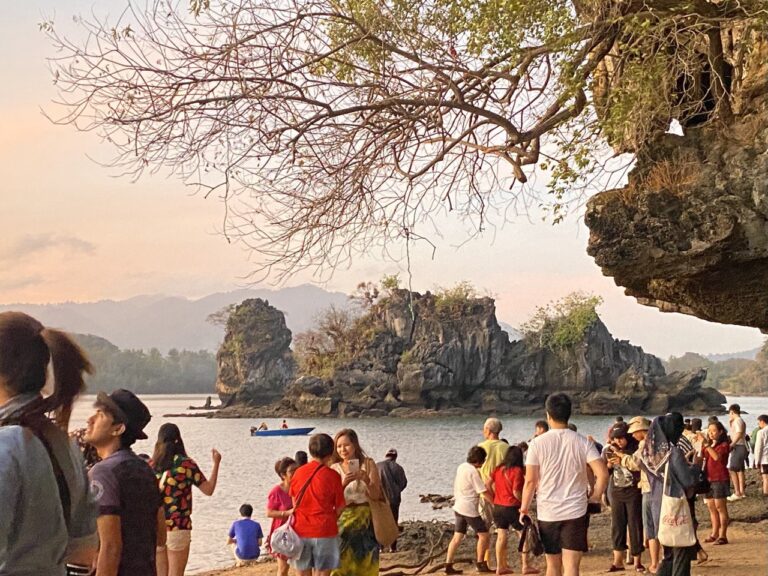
[0,285,349,352]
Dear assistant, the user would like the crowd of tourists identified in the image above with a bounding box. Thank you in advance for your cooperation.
[1,310,767,576]
[441,397,768,576]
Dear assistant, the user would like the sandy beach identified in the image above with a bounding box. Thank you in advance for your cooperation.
[199,472,768,576]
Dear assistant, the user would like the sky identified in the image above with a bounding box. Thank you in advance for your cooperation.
[0,1,764,360]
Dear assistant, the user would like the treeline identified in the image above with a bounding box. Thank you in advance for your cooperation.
[667,343,768,396]
[74,334,217,394]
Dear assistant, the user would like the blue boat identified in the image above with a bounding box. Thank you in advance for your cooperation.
[251,426,315,437]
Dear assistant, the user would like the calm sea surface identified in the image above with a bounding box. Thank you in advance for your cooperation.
[70,394,768,574]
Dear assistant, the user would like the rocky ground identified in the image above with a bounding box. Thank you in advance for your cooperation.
[200,472,768,576]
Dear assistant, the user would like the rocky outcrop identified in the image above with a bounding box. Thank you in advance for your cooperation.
[215,299,295,405]
[586,30,768,330]
[216,290,726,416]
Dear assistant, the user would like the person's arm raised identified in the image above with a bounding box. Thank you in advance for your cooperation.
[198,448,222,496]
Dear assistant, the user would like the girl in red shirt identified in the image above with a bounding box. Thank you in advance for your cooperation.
[486,446,538,575]
[703,422,731,545]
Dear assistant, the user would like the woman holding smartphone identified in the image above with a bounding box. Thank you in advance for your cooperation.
[331,428,383,576]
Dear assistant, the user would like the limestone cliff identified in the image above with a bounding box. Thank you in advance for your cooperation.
[586,27,768,330]
[215,298,295,405]
[216,291,726,416]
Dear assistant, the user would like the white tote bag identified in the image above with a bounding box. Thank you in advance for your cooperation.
[270,515,303,559]
[657,461,696,548]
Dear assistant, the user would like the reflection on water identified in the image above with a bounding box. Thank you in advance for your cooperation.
[70,394,767,574]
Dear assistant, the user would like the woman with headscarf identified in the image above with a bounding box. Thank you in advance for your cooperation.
[0,311,97,575]
[640,413,702,576]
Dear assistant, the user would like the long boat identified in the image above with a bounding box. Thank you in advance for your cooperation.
[250,426,315,437]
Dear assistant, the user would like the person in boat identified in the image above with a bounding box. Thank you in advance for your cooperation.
[281,419,289,429]
[257,422,269,431]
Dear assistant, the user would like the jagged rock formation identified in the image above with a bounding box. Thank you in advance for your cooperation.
[216,291,726,416]
[586,28,768,329]
[215,299,295,405]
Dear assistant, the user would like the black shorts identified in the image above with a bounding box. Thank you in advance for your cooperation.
[454,512,488,534]
[761,464,768,475]
[729,445,748,472]
[493,504,523,531]
[706,480,731,500]
[538,514,589,555]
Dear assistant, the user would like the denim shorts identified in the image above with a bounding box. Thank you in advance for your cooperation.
[642,492,657,540]
[291,537,340,571]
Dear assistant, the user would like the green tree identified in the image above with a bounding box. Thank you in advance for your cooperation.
[43,1,766,278]
[521,292,603,352]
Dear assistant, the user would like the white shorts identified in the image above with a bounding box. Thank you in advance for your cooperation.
[166,529,192,551]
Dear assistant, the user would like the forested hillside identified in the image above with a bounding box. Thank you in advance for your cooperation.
[74,334,216,394]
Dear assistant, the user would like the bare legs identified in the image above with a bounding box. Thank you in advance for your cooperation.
[543,550,582,576]
[168,546,191,576]
[706,498,729,540]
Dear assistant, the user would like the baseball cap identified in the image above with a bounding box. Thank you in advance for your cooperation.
[386,448,398,458]
[96,389,151,440]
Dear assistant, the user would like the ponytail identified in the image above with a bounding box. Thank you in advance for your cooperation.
[40,329,92,429]
[0,312,92,430]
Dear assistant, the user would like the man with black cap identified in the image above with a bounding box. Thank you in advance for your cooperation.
[84,389,166,575]
[376,448,408,552]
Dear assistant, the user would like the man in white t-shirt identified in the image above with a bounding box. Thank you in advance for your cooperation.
[520,393,609,576]
[754,415,768,496]
[727,403,748,500]
[445,446,494,575]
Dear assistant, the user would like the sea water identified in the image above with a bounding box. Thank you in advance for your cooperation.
[70,394,768,574]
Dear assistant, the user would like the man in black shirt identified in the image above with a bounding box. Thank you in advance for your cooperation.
[377,448,408,552]
[85,389,166,576]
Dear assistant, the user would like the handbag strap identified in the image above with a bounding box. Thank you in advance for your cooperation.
[294,463,324,509]
[662,459,670,496]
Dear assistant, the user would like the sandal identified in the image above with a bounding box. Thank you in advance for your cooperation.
[607,567,626,573]
[522,569,540,575]
[697,550,709,565]
[703,535,718,543]
[635,564,646,573]
[713,537,729,545]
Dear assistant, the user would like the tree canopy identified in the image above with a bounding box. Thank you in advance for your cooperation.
[44,0,767,278]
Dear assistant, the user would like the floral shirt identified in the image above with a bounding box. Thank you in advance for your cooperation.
[156,454,207,530]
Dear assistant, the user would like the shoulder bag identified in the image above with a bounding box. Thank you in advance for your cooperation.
[657,461,696,548]
[365,460,399,547]
[270,464,323,559]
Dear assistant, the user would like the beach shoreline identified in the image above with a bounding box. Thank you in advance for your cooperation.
[197,479,768,576]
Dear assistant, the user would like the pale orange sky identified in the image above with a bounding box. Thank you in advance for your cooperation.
[0,0,763,359]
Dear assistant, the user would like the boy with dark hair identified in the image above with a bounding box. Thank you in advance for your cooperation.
[227,503,263,566]
[445,446,493,574]
[521,393,609,576]
[290,433,346,576]
[84,389,165,576]
[534,420,550,437]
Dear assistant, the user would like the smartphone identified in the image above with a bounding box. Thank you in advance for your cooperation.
[348,458,360,474]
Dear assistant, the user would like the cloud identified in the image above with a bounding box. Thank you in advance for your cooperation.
[0,275,42,292]
[0,234,96,263]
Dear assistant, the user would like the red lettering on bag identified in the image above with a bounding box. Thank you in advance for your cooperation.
[662,514,690,527]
